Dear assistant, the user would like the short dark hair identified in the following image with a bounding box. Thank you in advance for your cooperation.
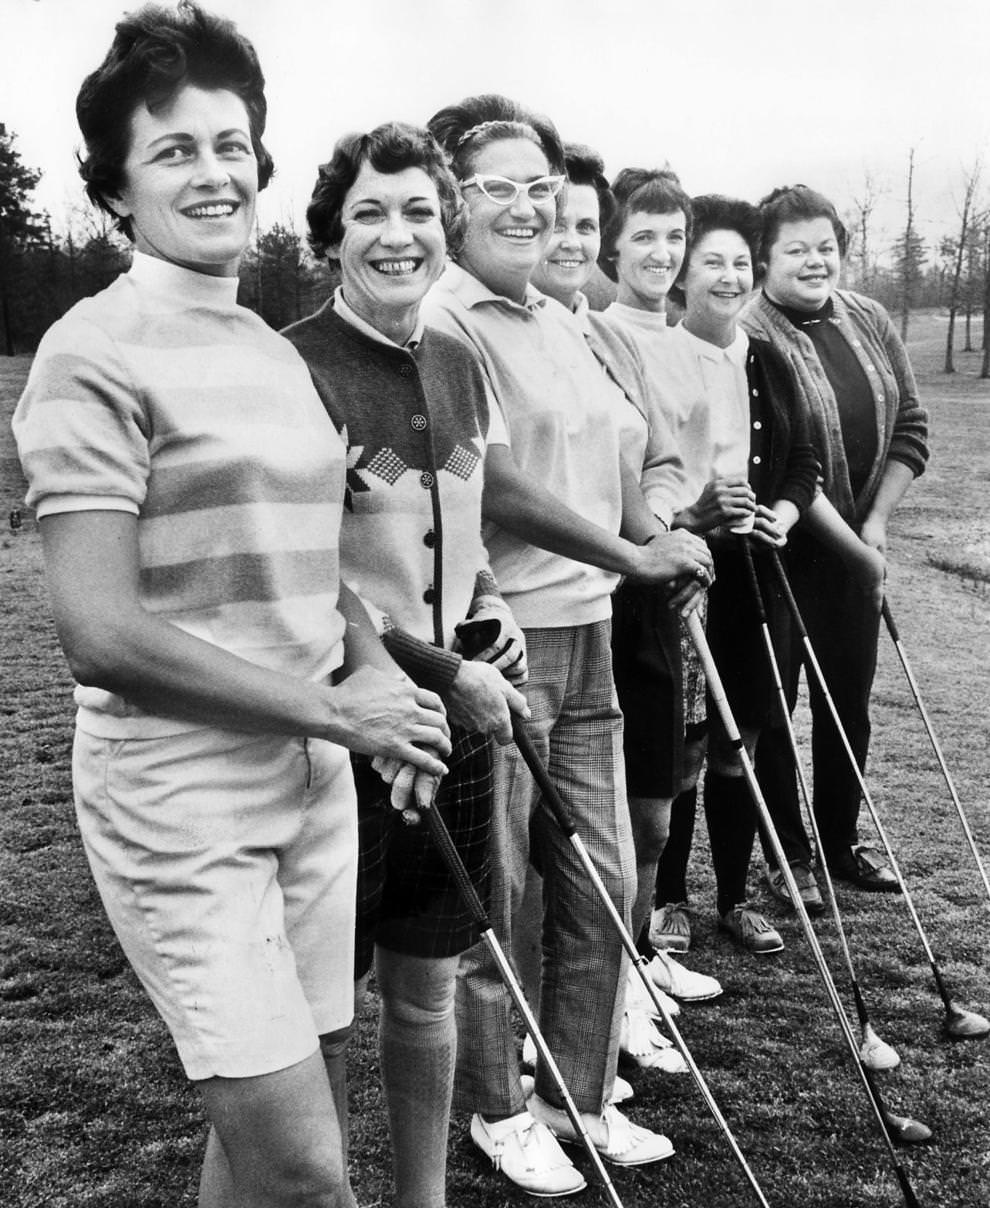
[756,184,849,267]
[599,166,693,282]
[306,122,465,261]
[562,142,615,234]
[76,0,274,239]
[669,194,760,306]
[427,94,565,183]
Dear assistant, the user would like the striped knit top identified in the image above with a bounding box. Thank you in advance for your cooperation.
[12,253,348,738]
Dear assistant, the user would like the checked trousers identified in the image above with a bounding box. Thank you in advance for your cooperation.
[454,620,636,1118]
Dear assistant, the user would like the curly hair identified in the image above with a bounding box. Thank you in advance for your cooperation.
[426,93,565,183]
[306,122,465,261]
[669,194,760,306]
[76,0,274,239]
[599,166,692,282]
[756,184,849,267]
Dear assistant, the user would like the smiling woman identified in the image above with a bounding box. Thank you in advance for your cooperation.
[281,120,530,1208]
[11,7,453,1208]
[108,85,257,276]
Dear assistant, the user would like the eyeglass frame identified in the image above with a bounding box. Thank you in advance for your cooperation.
[459,173,566,207]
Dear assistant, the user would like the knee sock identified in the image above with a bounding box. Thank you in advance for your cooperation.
[380,999,456,1208]
[654,786,697,904]
[703,771,757,917]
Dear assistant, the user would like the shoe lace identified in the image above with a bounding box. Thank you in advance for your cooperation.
[497,1116,552,1174]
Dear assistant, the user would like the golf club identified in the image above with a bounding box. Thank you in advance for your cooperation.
[685,608,926,1205]
[739,536,903,1075]
[771,550,990,1042]
[418,799,626,1208]
[510,719,773,1208]
[882,597,990,911]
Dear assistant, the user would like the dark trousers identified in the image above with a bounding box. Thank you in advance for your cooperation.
[756,539,881,866]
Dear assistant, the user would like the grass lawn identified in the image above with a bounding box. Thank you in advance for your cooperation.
[1,312,989,1207]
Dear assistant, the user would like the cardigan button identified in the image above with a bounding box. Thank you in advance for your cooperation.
[753,420,762,430]
[877,394,885,403]
[752,455,762,465]
[419,471,435,489]
[399,364,413,377]
[411,413,428,431]
[423,530,436,548]
[423,586,435,605]
[751,388,759,397]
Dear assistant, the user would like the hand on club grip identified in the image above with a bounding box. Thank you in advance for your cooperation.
[454,602,528,685]
[332,666,450,774]
[446,659,530,744]
[631,528,714,588]
[372,756,440,826]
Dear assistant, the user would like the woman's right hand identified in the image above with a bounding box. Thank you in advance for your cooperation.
[446,660,530,744]
[676,477,756,534]
[329,666,451,774]
[630,529,714,587]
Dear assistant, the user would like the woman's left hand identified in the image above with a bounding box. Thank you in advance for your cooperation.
[749,505,787,547]
[371,756,441,825]
[858,514,888,556]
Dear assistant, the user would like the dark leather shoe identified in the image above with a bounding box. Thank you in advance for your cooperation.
[829,844,901,892]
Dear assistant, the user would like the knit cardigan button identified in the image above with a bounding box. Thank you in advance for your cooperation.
[419,471,434,489]
[411,413,428,431]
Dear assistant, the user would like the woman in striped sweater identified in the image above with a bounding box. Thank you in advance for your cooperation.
[12,8,449,1206]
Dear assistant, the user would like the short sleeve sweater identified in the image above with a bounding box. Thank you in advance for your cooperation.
[421,263,623,629]
[12,253,348,738]
[282,296,494,652]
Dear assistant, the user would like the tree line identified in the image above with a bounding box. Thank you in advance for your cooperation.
[2,123,989,376]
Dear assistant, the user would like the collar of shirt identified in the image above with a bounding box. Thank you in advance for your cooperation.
[677,321,749,367]
[129,249,240,308]
[333,284,424,349]
[438,261,547,314]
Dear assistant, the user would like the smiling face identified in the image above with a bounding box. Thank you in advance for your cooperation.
[530,182,601,308]
[762,216,842,312]
[333,161,446,336]
[111,85,257,277]
[682,228,754,343]
[457,137,556,301]
[612,208,687,312]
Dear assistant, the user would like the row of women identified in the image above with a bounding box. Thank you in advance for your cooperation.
[12,3,929,1206]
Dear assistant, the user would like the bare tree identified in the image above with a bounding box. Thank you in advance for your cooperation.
[943,160,981,373]
[849,170,885,295]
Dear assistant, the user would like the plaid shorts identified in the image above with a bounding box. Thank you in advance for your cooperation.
[353,726,493,978]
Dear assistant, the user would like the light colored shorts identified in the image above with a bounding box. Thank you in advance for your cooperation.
[72,725,357,1082]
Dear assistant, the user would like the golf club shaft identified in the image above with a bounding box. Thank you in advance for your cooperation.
[685,610,921,1207]
[769,552,956,1012]
[882,598,990,908]
[738,537,872,1009]
[512,717,772,1207]
[420,804,624,1208]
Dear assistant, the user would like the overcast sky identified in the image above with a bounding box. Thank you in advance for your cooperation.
[3,0,989,253]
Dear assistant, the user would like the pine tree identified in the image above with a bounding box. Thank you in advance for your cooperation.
[0,123,46,354]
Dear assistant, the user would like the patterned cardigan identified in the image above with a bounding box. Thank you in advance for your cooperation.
[741,289,929,525]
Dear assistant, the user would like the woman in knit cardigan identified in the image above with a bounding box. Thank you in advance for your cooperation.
[742,185,929,902]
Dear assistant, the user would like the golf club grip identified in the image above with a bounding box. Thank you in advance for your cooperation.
[881,597,899,640]
[770,550,807,639]
[510,716,577,838]
[739,534,768,625]
[421,806,490,929]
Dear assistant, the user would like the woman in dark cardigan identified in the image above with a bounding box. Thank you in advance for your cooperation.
[743,185,929,902]
[639,194,820,952]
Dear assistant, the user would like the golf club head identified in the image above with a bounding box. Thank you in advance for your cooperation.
[944,1003,990,1040]
[859,1022,901,1071]
[882,1110,933,1146]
